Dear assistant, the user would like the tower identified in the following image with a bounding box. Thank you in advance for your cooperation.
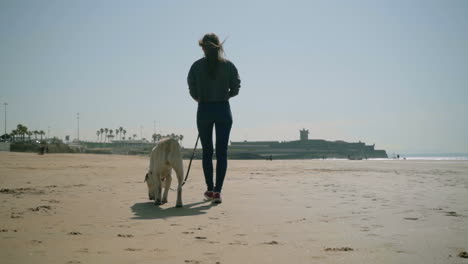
[300,129,309,141]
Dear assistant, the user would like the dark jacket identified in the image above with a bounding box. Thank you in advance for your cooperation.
[188,58,241,102]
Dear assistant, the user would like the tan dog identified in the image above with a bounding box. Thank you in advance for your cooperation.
[144,138,184,207]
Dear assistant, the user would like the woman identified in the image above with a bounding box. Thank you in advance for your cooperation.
[187,33,241,204]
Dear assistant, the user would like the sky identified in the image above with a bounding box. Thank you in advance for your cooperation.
[1,0,467,154]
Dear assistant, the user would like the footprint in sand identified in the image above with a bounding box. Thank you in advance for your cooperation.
[29,205,52,212]
[445,211,461,217]
[152,248,167,253]
[459,251,468,258]
[229,241,248,246]
[31,240,43,245]
[182,231,194,234]
[10,212,23,219]
[1,187,45,196]
[68,232,82,235]
[286,218,306,224]
[0,229,17,232]
[194,236,207,240]
[124,248,142,252]
[324,247,354,252]
[67,261,81,264]
[262,241,279,245]
[117,234,134,238]
[42,199,60,204]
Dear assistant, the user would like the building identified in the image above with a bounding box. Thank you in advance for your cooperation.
[229,129,387,159]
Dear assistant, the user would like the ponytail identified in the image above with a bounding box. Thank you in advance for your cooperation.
[199,33,225,80]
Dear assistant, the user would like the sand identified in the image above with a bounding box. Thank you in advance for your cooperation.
[0,152,467,264]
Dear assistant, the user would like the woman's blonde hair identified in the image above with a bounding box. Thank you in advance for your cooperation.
[199,33,225,79]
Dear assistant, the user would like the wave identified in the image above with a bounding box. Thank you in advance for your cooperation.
[369,157,468,161]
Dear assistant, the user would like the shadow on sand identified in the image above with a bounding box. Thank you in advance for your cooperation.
[130,200,214,220]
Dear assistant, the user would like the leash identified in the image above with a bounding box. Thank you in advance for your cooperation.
[182,135,200,186]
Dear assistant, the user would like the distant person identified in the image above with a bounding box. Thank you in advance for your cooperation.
[39,144,45,155]
[187,33,241,204]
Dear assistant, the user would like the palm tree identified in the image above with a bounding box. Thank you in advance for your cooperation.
[33,130,39,141]
[119,126,124,140]
[179,134,184,146]
[16,124,28,141]
[123,129,127,140]
[104,128,109,142]
[152,133,157,143]
[39,130,45,141]
[100,128,104,141]
[96,130,100,142]
[109,130,113,142]
[133,134,137,140]
[115,129,119,141]
[22,125,28,141]
[10,129,18,142]
[15,126,21,141]
[169,133,180,143]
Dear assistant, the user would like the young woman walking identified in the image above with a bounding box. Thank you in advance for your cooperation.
[187,33,241,203]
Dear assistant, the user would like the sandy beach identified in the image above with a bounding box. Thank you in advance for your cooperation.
[0,152,467,264]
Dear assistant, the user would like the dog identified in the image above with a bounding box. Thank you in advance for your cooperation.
[144,137,184,207]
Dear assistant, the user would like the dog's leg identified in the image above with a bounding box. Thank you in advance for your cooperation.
[174,165,183,208]
[154,173,163,205]
[176,183,183,208]
[162,171,172,204]
[146,173,155,200]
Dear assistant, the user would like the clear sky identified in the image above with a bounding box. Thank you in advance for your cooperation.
[1,0,467,154]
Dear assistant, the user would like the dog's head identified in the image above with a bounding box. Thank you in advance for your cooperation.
[145,172,155,200]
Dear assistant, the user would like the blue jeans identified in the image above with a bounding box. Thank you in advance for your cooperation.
[197,101,233,193]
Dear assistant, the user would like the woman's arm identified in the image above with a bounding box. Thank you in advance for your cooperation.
[229,62,241,98]
[187,64,199,102]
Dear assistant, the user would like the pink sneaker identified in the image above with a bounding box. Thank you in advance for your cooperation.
[204,191,214,200]
[212,192,222,204]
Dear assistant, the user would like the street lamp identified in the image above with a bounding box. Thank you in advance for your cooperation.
[3,102,7,137]
[77,113,80,141]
